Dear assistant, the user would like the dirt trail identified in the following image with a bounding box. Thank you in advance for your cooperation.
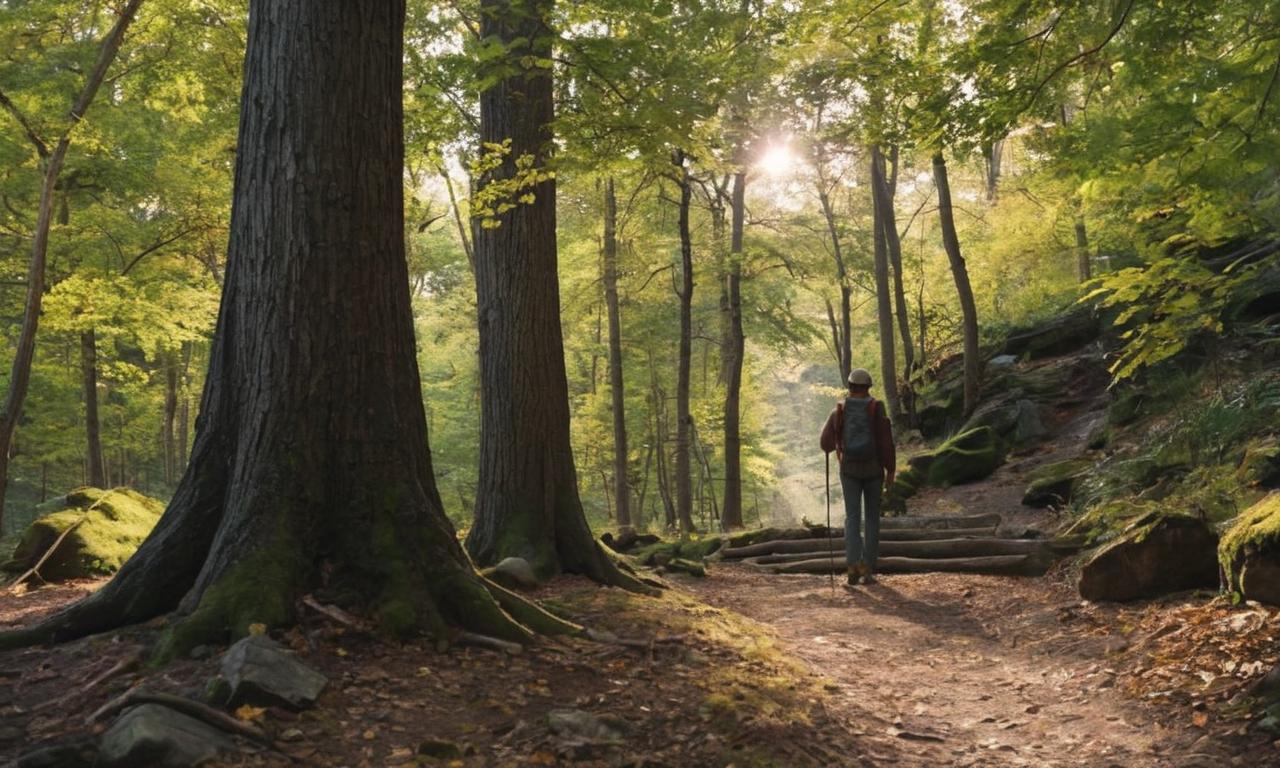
[685,391,1273,766]
[690,566,1219,767]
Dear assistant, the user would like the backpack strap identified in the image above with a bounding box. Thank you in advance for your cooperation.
[834,400,845,460]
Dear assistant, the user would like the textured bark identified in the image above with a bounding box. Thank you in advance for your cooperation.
[816,175,852,381]
[1075,214,1092,282]
[871,147,915,418]
[983,139,1004,201]
[0,0,143,533]
[602,178,631,531]
[933,152,981,417]
[3,0,537,654]
[869,146,901,416]
[81,329,105,488]
[673,153,696,534]
[465,0,644,591]
[720,171,746,531]
[163,348,178,485]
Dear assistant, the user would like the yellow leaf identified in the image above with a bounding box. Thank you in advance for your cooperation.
[362,728,376,740]
[336,647,349,657]
[234,705,266,722]
[248,623,267,636]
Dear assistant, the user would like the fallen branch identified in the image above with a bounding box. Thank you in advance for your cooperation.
[32,645,144,714]
[452,629,524,655]
[88,689,273,747]
[743,537,1054,565]
[7,489,119,593]
[722,528,1000,559]
[301,595,366,630]
[761,553,1051,577]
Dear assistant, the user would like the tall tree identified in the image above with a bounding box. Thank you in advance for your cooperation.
[720,169,747,530]
[869,145,901,417]
[601,177,632,531]
[672,151,697,535]
[0,0,143,532]
[465,0,645,588]
[933,151,981,416]
[3,0,551,652]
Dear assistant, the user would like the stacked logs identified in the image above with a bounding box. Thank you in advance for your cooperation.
[720,514,1080,577]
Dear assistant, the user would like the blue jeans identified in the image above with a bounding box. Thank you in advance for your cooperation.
[840,473,882,572]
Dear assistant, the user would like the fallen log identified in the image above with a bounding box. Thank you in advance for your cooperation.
[721,528,999,559]
[741,537,1053,565]
[723,514,1001,548]
[880,513,1001,530]
[762,553,1051,577]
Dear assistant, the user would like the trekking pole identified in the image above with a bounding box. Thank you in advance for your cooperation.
[825,451,835,597]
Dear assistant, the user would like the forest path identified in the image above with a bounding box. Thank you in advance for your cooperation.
[686,565,1220,767]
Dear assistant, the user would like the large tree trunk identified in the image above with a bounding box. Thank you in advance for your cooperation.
[720,170,746,531]
[81,328,105,488]
[673,152,696,535]
[4,0,552,654]
[465,0,643,590]
[0,0,143,533]
[602,177,631,531]
[869,146,901,416]
[933,151,981,417]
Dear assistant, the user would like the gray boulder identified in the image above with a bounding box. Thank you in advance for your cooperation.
[98,704,234,767]
[1001,308,1100,360]
[483,556,540,590]
[1078,513,1219,601]
[220,635,327,710]
[547,709,627,746]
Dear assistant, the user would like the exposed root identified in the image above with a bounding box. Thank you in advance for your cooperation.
[481,577,583,637]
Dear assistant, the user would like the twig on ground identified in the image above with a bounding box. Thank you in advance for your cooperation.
[8,489,119,593]
[451,630,524,655]
[32,646,144,713]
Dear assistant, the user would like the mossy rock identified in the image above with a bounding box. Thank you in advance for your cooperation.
[960,398,1045,448]
[922,426,1005,487]
[1000,308,1100,360]
[1022,457,1094,508]
[1237,438,1280,489]
[1078,512,1219,602]
[882,468,922,514]
[1,487,164,581]
[1219,494,1280,605]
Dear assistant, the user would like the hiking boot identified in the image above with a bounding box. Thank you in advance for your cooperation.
[845,568,859,587]
[861,572,878,585]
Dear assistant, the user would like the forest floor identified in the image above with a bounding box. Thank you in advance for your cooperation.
[3,388,1280,766]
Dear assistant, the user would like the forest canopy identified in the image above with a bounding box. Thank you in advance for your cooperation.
[1,0,1277,537]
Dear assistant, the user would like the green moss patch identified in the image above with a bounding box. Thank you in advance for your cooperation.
[1220,494,1280,601]
[1022,457,1094,508]
[922,426,1005,487]
[1,487,164,581]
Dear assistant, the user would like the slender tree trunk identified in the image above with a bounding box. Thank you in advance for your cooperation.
[983,139,1004,201]
[466,0,643,590]
[872,147,915,420]
[0,0,143,533]
[440,165,475,272]
[721,170,746,531]
[673,152,696,535]
[648,350,676,531]
[816,183,852,381]
[178,342,192,471]
[1074,213,1092,282]
[163,348,178,485]
[602,177,631,531]
[933,151,981,416]
[4,0,548,654]
[870,146,901,416]
[81,328,105,488]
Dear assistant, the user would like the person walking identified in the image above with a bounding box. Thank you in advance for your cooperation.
[819,368,896,586]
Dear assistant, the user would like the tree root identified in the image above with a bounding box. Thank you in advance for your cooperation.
[480,577,583,637]
[88,689,275,748]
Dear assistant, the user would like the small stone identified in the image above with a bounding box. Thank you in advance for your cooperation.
[203,676,233,708]
[417,739,464,759]
[279,728,305,743]
[220,635,327,710]
[547,709,626,745]
[189,644,214,661]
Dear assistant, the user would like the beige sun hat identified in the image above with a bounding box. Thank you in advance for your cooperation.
[847,368,873,387]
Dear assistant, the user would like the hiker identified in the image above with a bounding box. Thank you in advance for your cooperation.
[819,368,896,586]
